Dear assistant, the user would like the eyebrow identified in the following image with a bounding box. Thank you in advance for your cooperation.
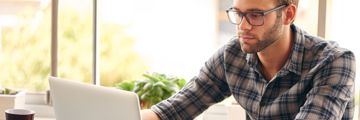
[231,7,265,12]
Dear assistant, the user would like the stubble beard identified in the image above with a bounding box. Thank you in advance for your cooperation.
[239,15,283,54]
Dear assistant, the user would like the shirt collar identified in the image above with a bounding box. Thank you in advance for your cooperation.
[286,24,305,75]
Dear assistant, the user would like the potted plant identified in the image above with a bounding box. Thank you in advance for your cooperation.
[0,88,26,119]
[116,73,186,109]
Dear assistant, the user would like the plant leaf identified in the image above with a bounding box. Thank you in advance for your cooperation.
[115,81,135,91]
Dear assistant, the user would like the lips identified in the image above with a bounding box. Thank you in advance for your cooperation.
[237,33,256,42]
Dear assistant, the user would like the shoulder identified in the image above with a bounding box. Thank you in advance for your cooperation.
[292,24,353,61]
[305,35,353,59]
[291,25,354,63]
[302,34,355,69]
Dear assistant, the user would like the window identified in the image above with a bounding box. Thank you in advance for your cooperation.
[0,0,51,92]
[57,0,93,83]
[294,0,319,36]
[0,0,95,91]
[98,0,147,86]
[98,0,218,86]
[1,0,219,91]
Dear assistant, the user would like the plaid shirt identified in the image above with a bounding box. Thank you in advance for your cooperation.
[151,25,356,120]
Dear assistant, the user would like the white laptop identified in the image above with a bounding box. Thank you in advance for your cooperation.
[49,76,142,120]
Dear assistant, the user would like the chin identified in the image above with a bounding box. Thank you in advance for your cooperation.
[240,43,257,53]
[240,47,257,53]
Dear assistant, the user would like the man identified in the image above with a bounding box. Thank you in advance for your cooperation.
[142,0,356,119]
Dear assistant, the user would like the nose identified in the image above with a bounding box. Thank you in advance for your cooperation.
[237,17,252,31]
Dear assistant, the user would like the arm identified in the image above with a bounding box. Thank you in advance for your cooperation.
[295,51,356,119]
[150,46,232,120]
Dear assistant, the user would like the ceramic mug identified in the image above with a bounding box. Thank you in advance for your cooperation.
[5,109,35,120]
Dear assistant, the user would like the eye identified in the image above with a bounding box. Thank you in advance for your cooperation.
[247,13,262,19]
[235,12,244,18]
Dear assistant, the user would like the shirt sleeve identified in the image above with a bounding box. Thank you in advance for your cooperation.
[295,50,356,120]
[150,46,232,120]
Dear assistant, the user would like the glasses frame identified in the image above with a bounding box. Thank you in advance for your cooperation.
[226,5,287,26]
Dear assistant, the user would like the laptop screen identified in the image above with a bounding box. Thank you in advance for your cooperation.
[49,77,142,120]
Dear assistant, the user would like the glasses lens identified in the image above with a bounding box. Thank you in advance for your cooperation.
[245,13,264,26]
[227,11,242,24]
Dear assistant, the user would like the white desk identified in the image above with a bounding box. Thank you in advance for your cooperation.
[36,118,55,120]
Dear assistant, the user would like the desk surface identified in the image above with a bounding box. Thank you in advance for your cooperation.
[36,117,55,120]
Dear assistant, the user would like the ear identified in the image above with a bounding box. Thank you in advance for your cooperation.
[283,4,297,25]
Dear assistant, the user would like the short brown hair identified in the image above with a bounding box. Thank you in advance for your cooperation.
[277,0,299,7]
[274,0,298,23]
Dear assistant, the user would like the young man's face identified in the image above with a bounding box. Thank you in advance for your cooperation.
[232,0,285,53]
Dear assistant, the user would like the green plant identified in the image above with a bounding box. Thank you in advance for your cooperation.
[116,73,186,109]
[0,88,18,95]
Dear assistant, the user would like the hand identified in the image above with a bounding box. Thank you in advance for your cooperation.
[141,109,160,120]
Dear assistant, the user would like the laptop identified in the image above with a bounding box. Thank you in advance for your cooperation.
[49,76,142,120]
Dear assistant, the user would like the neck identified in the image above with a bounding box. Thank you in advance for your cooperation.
[258,27,293,80]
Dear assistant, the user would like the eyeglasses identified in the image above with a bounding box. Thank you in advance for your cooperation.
[226,5,287,26]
